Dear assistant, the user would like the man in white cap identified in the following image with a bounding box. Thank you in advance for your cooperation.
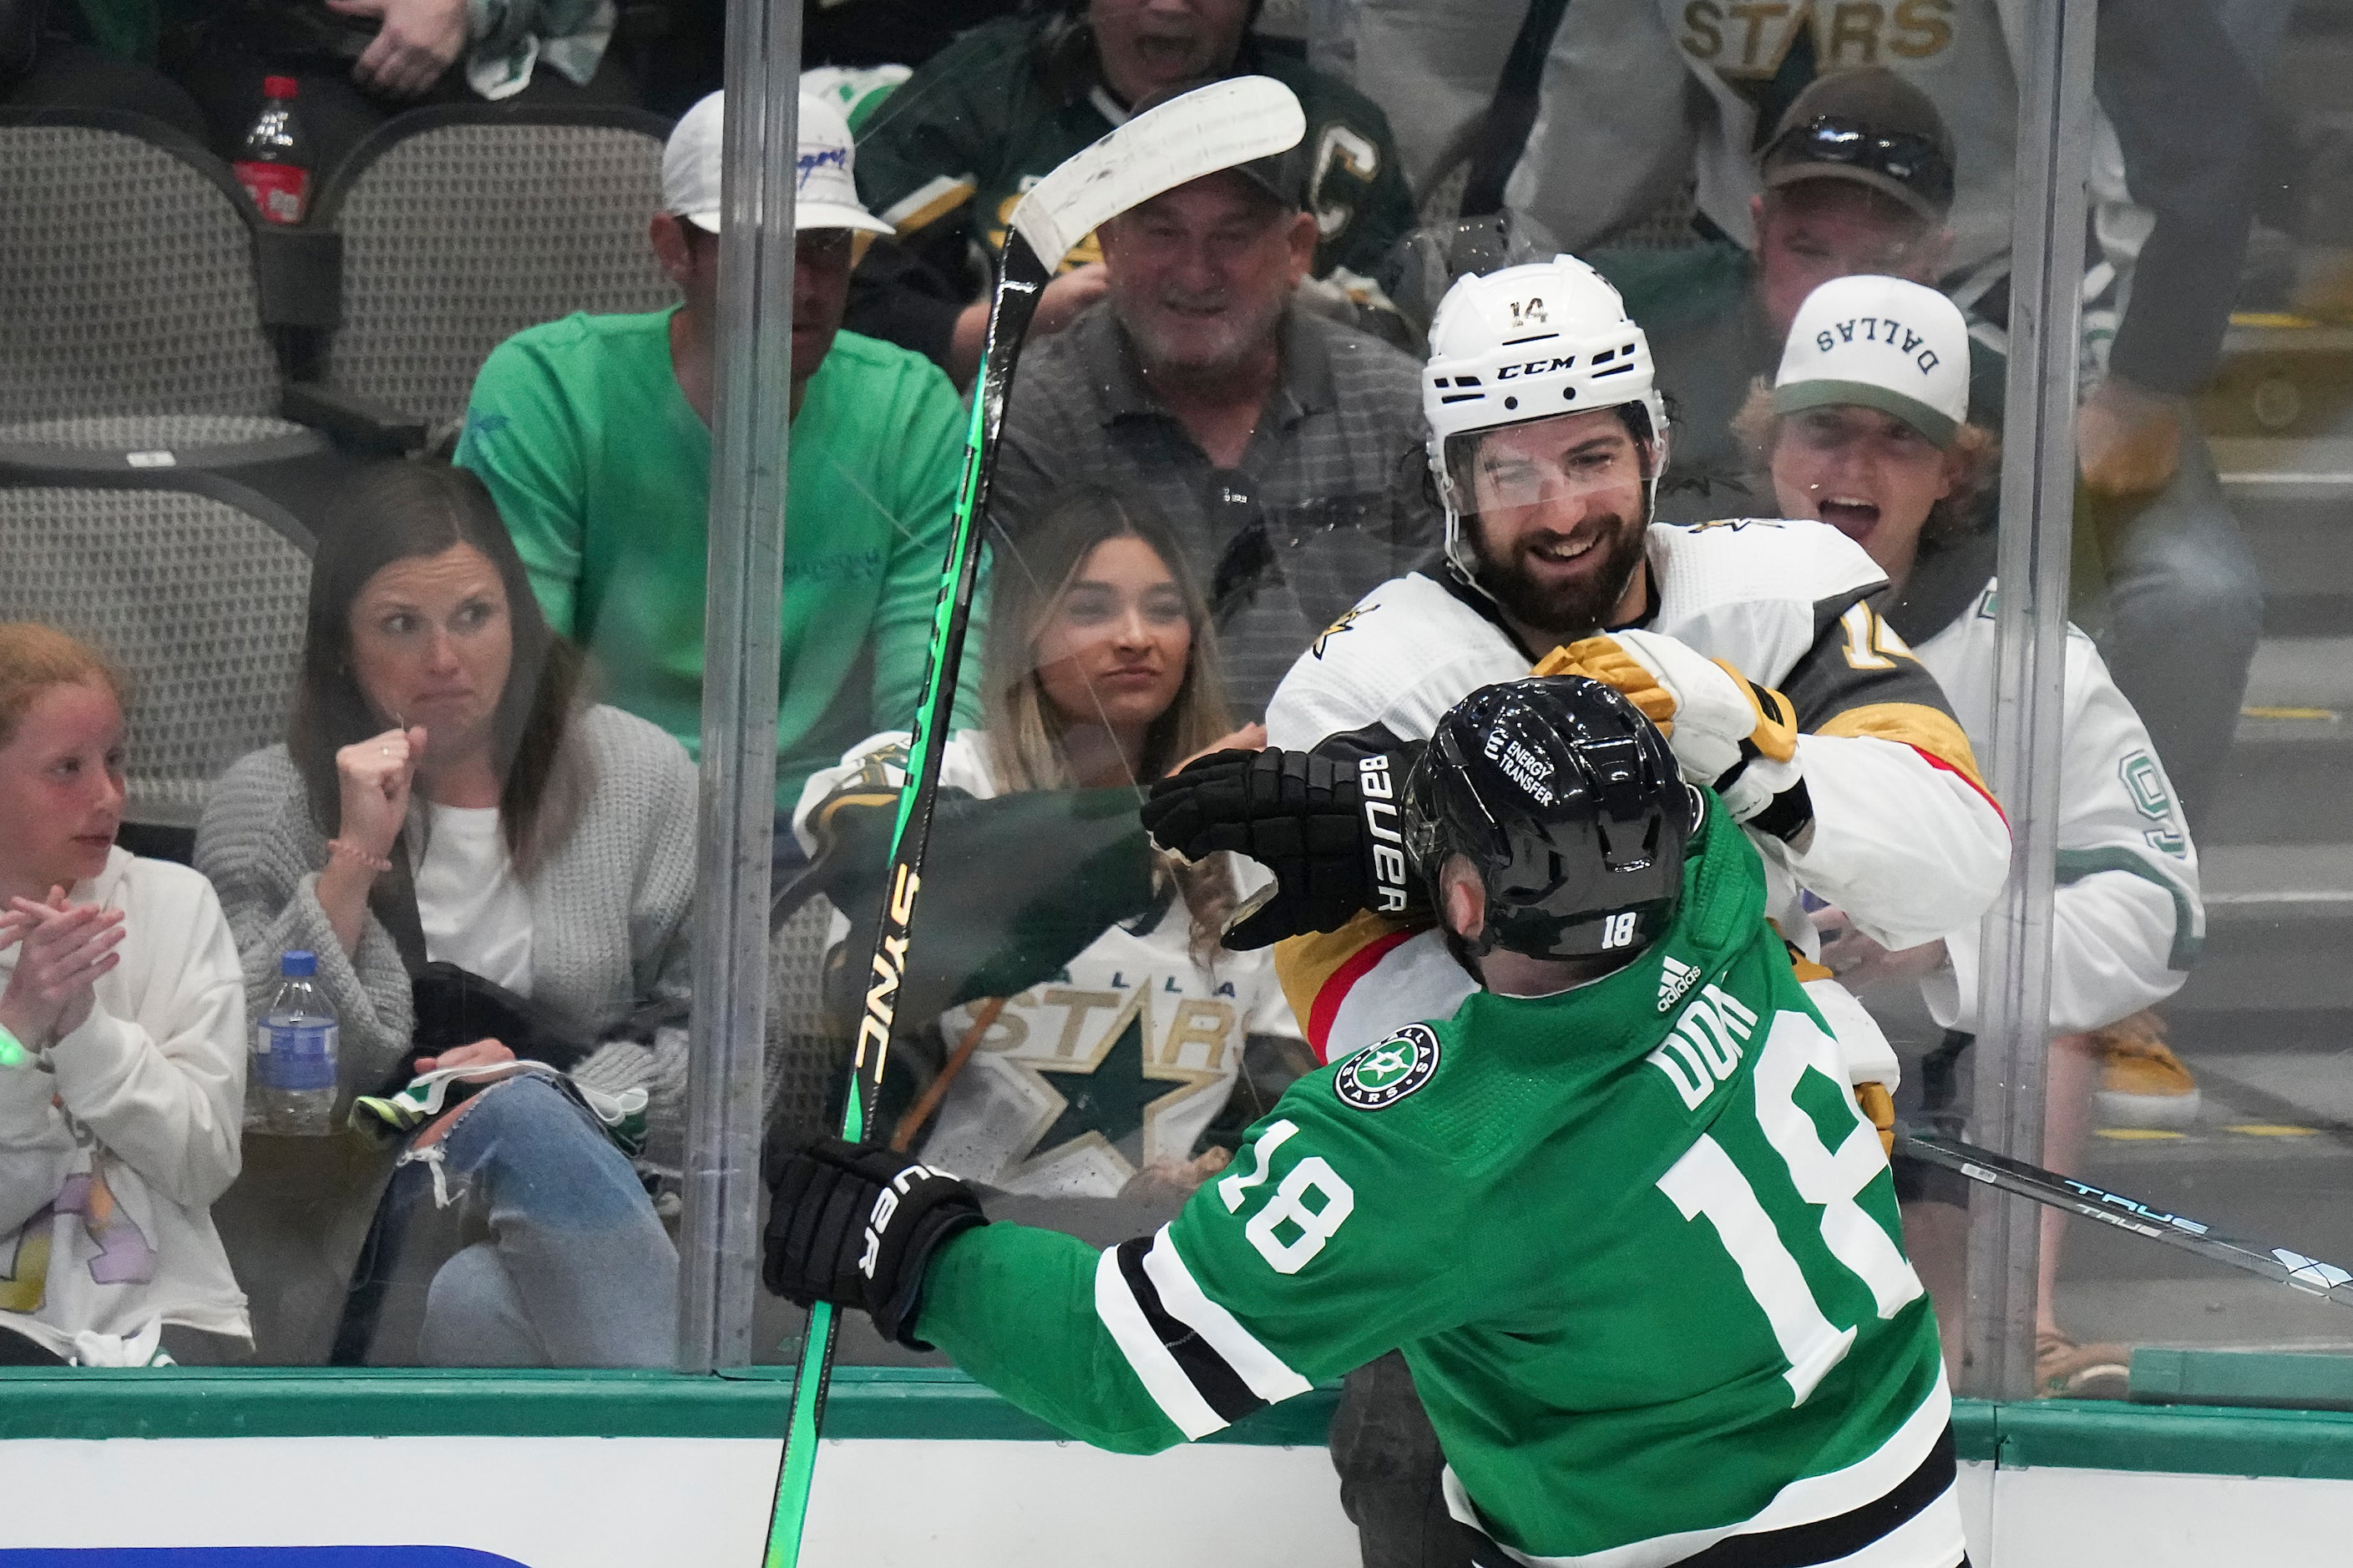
[1739,274,2203,1398]
[455,89,984,827]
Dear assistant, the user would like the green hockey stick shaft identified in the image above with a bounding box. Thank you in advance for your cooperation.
[755,76,1308,1565]
[760,235,1051,1568]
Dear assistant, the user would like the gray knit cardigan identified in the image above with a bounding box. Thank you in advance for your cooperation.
[194,704,697,1179]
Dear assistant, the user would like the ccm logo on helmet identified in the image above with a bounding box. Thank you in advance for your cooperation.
[1359,755,1409,913]
[1495,357,1577,381]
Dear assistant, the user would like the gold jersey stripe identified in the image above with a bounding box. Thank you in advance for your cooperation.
[1814,702,1991,794]
[1274,909,1417,1058]
[881,174,977,236]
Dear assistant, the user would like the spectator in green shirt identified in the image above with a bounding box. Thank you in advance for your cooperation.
[454,88,985,844]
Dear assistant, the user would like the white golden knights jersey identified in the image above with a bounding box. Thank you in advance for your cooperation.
[1264,518,2012,1064]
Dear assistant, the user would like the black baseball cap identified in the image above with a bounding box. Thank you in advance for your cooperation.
[1760,68,1956,222]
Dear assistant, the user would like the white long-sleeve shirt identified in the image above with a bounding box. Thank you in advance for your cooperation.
[1908,581,2201,1035]
[0,849,249,1361]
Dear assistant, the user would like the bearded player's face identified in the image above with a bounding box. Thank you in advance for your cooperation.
[1465,410,1652,640]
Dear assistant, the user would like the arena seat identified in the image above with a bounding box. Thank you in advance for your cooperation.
[296,104,676,448]
[768,887,855,1148]
[0,109,342,487]
[0,478,311,859]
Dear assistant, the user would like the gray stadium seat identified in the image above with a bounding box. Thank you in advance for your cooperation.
[304,105,676,440]
[0,480,311,839]
[0,111,332,476]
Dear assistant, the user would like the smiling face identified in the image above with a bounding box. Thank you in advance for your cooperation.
[0,680,125,900]
[347,544,515,763]
[1769,404,1957,586]
[1089,0,1250,105]
[1030,534,1194,740]
[1100,173,1314,382]
[1463,408,1654,641]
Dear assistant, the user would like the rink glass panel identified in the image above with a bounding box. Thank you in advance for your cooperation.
[1,0,2345,1426]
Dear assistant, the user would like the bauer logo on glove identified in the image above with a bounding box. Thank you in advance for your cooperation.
[763,1136,989,1349]
[1141,745,1430,948]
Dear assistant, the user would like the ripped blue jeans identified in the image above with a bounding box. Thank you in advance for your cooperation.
[342,1073,676,1368]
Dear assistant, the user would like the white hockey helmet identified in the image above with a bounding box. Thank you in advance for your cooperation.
[1423,256,1668,588]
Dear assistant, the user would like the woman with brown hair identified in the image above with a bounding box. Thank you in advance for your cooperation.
[0,624,249,1366]
[195,461,694,1366]
[793,488,1303,1203]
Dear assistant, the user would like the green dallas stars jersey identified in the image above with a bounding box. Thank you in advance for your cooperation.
[914,800,1961,1566]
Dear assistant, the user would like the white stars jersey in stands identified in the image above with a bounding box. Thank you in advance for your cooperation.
[793,730,1299,1196]
[1263,518,2010,1065]
[1906,581,2202,1034]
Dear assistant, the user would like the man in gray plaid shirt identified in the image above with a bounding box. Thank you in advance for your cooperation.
[988,153,1439,719]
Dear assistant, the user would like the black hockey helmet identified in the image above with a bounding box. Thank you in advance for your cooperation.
[1404,675,1697,962]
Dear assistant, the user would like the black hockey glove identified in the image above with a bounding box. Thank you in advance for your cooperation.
[1141,746,1423,950]
[762,1136,988,1350]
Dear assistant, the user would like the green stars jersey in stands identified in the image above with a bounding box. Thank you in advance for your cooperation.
[915,798,1961,1566]
[852,14,1414,281]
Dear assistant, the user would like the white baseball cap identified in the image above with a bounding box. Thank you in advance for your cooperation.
[1772,274,1970,448]
[661,89,892,237]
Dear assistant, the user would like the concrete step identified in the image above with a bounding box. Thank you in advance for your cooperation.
[2215,437,2353,634]
[2168,877,2353,1016]
[2202,637,2353,845]
[2200,842,2353,921]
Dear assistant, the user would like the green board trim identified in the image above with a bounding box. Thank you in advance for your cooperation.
[1981,1398,2353,1480]
[0,1363,1334,1447]
[3,1365,2353,1479]
[2131,1348,2353,1414]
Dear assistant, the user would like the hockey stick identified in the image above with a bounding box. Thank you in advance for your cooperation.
[760,76,1307,1568]
[1897,1125,2353,1308]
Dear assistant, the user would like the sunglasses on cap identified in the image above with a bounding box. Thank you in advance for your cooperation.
[1765,115,1955,213]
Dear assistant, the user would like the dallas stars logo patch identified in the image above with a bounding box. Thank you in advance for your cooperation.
[1312,604,1371,658]
[1334,1024,1440,1110]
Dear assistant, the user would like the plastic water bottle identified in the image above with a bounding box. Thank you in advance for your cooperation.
[255,950,337,1135]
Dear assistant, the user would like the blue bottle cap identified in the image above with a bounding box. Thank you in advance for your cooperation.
[281,949,317,977]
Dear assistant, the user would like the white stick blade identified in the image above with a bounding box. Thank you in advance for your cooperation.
[1010,76,1308,267]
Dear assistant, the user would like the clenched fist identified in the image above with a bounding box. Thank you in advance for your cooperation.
[335,724,428,863]
[1536,630,1806,834]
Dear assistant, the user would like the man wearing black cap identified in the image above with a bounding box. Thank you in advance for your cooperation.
[1617,69,1965,519]
[989,152,1439,718]
[1603,68,2259,842]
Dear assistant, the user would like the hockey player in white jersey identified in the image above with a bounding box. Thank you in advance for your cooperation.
[1141,254,2010,1568]
[1146,255,2010,1066]
[1736,272,2204,1397]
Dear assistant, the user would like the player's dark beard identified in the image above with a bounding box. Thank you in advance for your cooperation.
[1472,508,1649,642]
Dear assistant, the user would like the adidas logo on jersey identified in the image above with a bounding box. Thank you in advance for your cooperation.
[1657,955,1700,1012]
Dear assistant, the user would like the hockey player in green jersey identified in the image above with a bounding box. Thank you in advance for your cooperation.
[763,676,1964,1568]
